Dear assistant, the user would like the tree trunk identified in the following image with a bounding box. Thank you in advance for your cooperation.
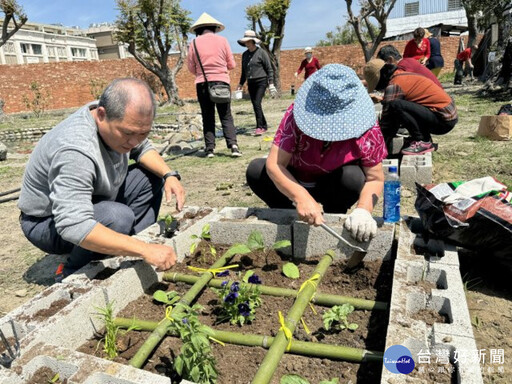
[466,13,479,47]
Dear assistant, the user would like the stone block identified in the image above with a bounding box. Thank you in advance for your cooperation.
[400,153,433,189]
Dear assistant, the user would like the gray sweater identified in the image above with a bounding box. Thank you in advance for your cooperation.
[18,102,153,245]
[239,47,274,86]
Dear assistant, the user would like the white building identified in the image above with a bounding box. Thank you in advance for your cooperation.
[85,23,132,60]
[386,0,468,38]
[0,21,99,65]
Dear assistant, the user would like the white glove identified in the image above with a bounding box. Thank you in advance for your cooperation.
[269,84,278,97]
[294,72,298,78]
[344,208,377,243]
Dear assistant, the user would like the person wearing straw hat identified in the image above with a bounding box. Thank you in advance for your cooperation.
[187,13,242,158]
[364,59,458,155]
[237,30,278,136]
[294,47,322,80]
[425,29,444,78]
[246,64,387,242]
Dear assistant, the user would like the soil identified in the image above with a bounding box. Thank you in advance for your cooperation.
[78,247,393,384]
[411,308,450,326]
[25,366,68,384]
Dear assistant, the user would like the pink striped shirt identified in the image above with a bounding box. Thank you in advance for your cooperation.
[273,104,387,183]
[187,32,236,84]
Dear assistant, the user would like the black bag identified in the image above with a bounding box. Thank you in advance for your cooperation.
[208,82,231,104]
[193,39,231,104]
[497,104,512,116]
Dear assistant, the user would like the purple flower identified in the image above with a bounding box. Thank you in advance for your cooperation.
[221,281,228,287]
[224,292,239,304]
[248,274,262,284]
[182,318,189,324]
[216,270,230,277]
[230,282,240,292]
[238,302,251,317]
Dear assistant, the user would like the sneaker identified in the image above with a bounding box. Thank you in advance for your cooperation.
[206,150,214,158]
[396,128,409,137]
[55,263,65,283]
[254,128,267,136]
[231,145,242,157]
[401,141,435,155]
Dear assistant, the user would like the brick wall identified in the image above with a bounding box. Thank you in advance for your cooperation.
[0,36,463,114]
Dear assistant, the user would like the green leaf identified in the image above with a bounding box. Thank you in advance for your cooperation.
[201,223,211,239]
[242,270,255,283]
[189,241,198,255]
[152,290,170,304]
[224,243,252,258]
[272,239,291,250]
[174,356,184,375]
[247,231,265,251]
[282,262,300,279]
[49,373,60,383]
[348,323,359,331]
[280,374,310,384]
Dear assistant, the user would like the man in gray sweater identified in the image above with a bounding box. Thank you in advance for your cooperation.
[18,78,185,278]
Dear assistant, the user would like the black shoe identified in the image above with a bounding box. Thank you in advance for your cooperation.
[231,145,242,157]
[206,149,214,158]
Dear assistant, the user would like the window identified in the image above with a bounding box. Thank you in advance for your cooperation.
[57,46,67,57]
[404,1,420,17]
[4,42,15,54]
[448,0,462,11]
[47,46,56,57]
[32,44,42,55]
[71,47,86,58]
[20,43,30,54]
[19,43,43,55]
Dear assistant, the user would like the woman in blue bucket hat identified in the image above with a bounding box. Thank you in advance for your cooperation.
[246,64,387,242]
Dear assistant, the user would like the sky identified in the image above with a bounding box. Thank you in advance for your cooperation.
[18,0,349,53]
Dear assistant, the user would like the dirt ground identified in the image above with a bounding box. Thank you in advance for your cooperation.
[0,84,511,383]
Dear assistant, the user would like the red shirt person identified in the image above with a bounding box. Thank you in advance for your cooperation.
[403,27,431,65]
[295,47,321,80]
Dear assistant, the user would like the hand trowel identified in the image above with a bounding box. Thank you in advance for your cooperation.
[319,223,368,269]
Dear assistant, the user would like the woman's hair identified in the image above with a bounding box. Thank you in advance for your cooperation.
[413,27,425,39]
[377,45,402,62]
[375,64,397,91]
[195,26,216,36]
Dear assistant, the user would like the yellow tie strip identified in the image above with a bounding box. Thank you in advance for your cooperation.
[299,273,320,293]
[300,317,311,335]
[208,336,225,346]
[165,306,175,322]
[187,264,239,277]
[278,311,293,351]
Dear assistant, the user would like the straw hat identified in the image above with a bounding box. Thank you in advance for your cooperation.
[363,59,385,93]
[424,29,433,38]
[293,64,376,142]
[237,30,261,46]
[304,47,313,53]
[189,12,225,34]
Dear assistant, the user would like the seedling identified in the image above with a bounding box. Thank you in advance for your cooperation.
[170,303,218,384]
[472,315,482,329]
[189,224,217,263]
[158,213,178,238]
[213,275,263,326]
[94,301,137,360]
[46,373,60,383]
[152,290,181,306]
[323,304,359,332]
[225,230,291,265]
[282,262,300,279]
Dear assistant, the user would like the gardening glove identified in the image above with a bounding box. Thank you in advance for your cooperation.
[344,208,377,243]
[294,72,298,78]
[269,84,278,97]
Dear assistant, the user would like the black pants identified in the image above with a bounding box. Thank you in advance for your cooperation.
[196,82,238,152]
[381,99,457,142]
[248,77,268,130]
[246,158,365,214]
[454,59,464,84]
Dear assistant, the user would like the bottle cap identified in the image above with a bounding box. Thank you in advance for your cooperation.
[389,165,397,173]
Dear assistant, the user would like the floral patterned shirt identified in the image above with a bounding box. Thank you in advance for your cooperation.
[273,104,387,184]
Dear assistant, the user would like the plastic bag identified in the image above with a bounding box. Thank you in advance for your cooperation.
[414,179,512,257]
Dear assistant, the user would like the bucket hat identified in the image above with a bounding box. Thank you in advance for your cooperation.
[363,58,385,93]
[238,30,261,46]
[189,13,225,34]
[304,47,313,53]
[294,64,376,141]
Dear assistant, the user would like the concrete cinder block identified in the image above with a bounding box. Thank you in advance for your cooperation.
[293,214,394,260]
[389,136,404,155]
[382,158,399,176]
[210,207,296,256]
[400,153,433,189]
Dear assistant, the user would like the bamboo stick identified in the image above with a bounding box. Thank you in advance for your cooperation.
[114,317,383,363]
[164,272,387,311]
[128,250,235,368]
[252,250,335,384]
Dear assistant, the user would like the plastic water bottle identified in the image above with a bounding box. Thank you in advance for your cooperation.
[383,166,401,223]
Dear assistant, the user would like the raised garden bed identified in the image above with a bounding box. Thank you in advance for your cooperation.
[78,236,394,383]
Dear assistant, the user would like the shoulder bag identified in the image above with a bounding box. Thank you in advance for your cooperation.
[193,39,231,104]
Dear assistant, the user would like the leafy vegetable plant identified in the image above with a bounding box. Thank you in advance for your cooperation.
[282,262,300,279]
[169,303,218,384]
[225,230,291,264]
[190,224,217,263]
[213,272,263,326]
[152,290,181,306]
[322,304,359,332]
[158,213,178,238]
